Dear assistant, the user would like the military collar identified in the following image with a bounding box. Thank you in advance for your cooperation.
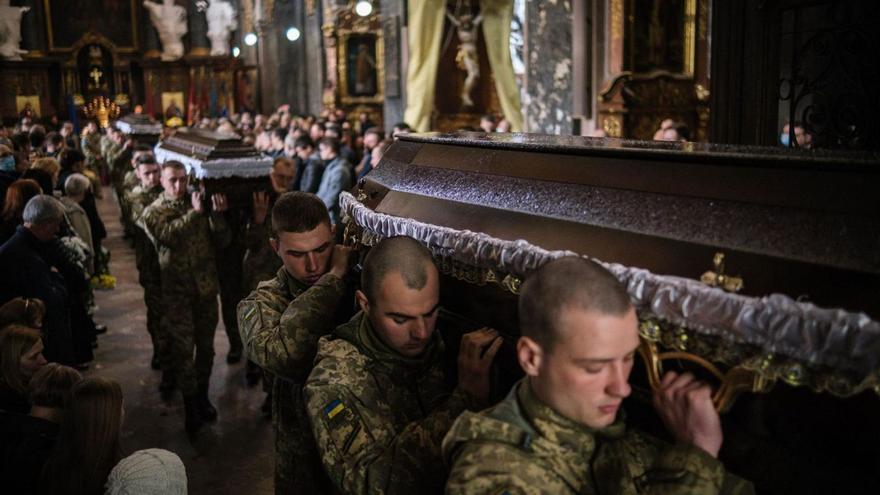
[518,379,627,453]
[334,311,444,379]
[277,267,310,298]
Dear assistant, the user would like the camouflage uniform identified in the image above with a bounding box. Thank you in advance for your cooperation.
[142,195,230,397]
[304,312,477,495]
[103,141,132,238]
[81,133,104,197]
[443,379,755,495]
[237,269,349,495]
[240,218,283,395]
[127,184,167,370]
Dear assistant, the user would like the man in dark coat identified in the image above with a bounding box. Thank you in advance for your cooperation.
[0,195,74,365]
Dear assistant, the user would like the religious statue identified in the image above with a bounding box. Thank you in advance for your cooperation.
[206,0,237,56]
[144,0,188,61]
[447,11,483,107]
[0,0,30,61]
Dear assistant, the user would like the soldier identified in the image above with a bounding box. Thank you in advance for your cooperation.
[125,154,168,384]
[237,191,354,494]
[303,236,503,494]
[443,257,754,494]
[142,160,230,436]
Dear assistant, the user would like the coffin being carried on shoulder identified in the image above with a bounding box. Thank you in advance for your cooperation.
[342,132,880,494]
[116,113,163,147]
[154,128,273,208]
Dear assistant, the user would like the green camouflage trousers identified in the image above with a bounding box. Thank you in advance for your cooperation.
[274,381,331,494]
[162,287,218,396]
[142,277,171,371]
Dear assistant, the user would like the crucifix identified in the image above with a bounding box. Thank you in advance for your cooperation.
[89,67,103,86]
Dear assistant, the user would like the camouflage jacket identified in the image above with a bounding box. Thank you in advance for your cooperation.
[443,379,754,495]
[237,268,348,383]
[304,312,476,495]
[141,195,230,296]
[126,184,162,280]
[123,169,139,192]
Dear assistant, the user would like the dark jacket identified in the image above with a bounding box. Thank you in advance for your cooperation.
[0,410,59,494]
[295,155,325,194]
[0,226,74,364]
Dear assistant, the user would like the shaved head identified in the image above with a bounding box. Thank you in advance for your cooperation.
[361,236,436,303]
[519,257,632,351]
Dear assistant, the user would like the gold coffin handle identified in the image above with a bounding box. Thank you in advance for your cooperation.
[638,338,759,413]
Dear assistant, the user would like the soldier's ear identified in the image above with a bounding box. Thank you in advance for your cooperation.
[269,237,279,254]
[517,336,543,377]
[355,289,370,313]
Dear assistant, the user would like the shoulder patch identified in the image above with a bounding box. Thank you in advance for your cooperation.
[323,398,372,456]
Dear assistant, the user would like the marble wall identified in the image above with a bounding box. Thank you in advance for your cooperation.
[524,0,573,134]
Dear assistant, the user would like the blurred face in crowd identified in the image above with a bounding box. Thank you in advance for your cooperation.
[295,144,313,161]
[61,123,74,137]
[270,222,334,285]
[357,264,441,358]
[137,163,161,189]
[20,339,48,378]
[318,143,336,161]
[284,139,297,158]
[270,159,296,192]
[521,306,639,429]
[363,132,380,151]
[310,124,324,142]
[160,166,188,200]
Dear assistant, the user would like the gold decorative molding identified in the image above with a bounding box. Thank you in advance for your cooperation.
[700,252,744,293]
[336,28,385,106]
[638,317,880,402]
[610,0,624,41]
[683,0,697,76]
[189,47,211,57]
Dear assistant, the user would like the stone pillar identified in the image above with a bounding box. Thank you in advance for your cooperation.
[524,0,573,134]
[188,0,210,56]
[256,20,280,111]
[304,3,324,115]
[273,0,309,113]
[381,0,406,133]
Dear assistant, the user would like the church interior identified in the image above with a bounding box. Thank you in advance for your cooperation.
[0,1,878,494]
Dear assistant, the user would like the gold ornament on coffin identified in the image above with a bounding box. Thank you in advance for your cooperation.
[83,96,121,128]
[700,252,744,293]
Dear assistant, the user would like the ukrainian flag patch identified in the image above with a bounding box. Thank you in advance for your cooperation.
[325,399,346,420]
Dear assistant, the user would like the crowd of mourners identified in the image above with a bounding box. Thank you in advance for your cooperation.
[1,107,754,495]
[0,106,416,494]
[0,116,187,493]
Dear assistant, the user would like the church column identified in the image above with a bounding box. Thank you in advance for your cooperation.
[188,0,211,56]
[304,1,325,115]
[381,0,406,133]
[524,0,573,134]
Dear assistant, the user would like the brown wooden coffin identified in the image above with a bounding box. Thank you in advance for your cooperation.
[116,113,163,147]
[154,128,273,209]
[344,132,880,494]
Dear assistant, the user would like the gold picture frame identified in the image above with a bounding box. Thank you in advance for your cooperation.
[16,96,41,117]
[337,28,385,105]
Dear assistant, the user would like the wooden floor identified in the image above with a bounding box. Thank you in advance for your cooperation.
[90,192,274,494]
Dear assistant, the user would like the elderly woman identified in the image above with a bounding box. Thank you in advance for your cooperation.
[60,173,95,274]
